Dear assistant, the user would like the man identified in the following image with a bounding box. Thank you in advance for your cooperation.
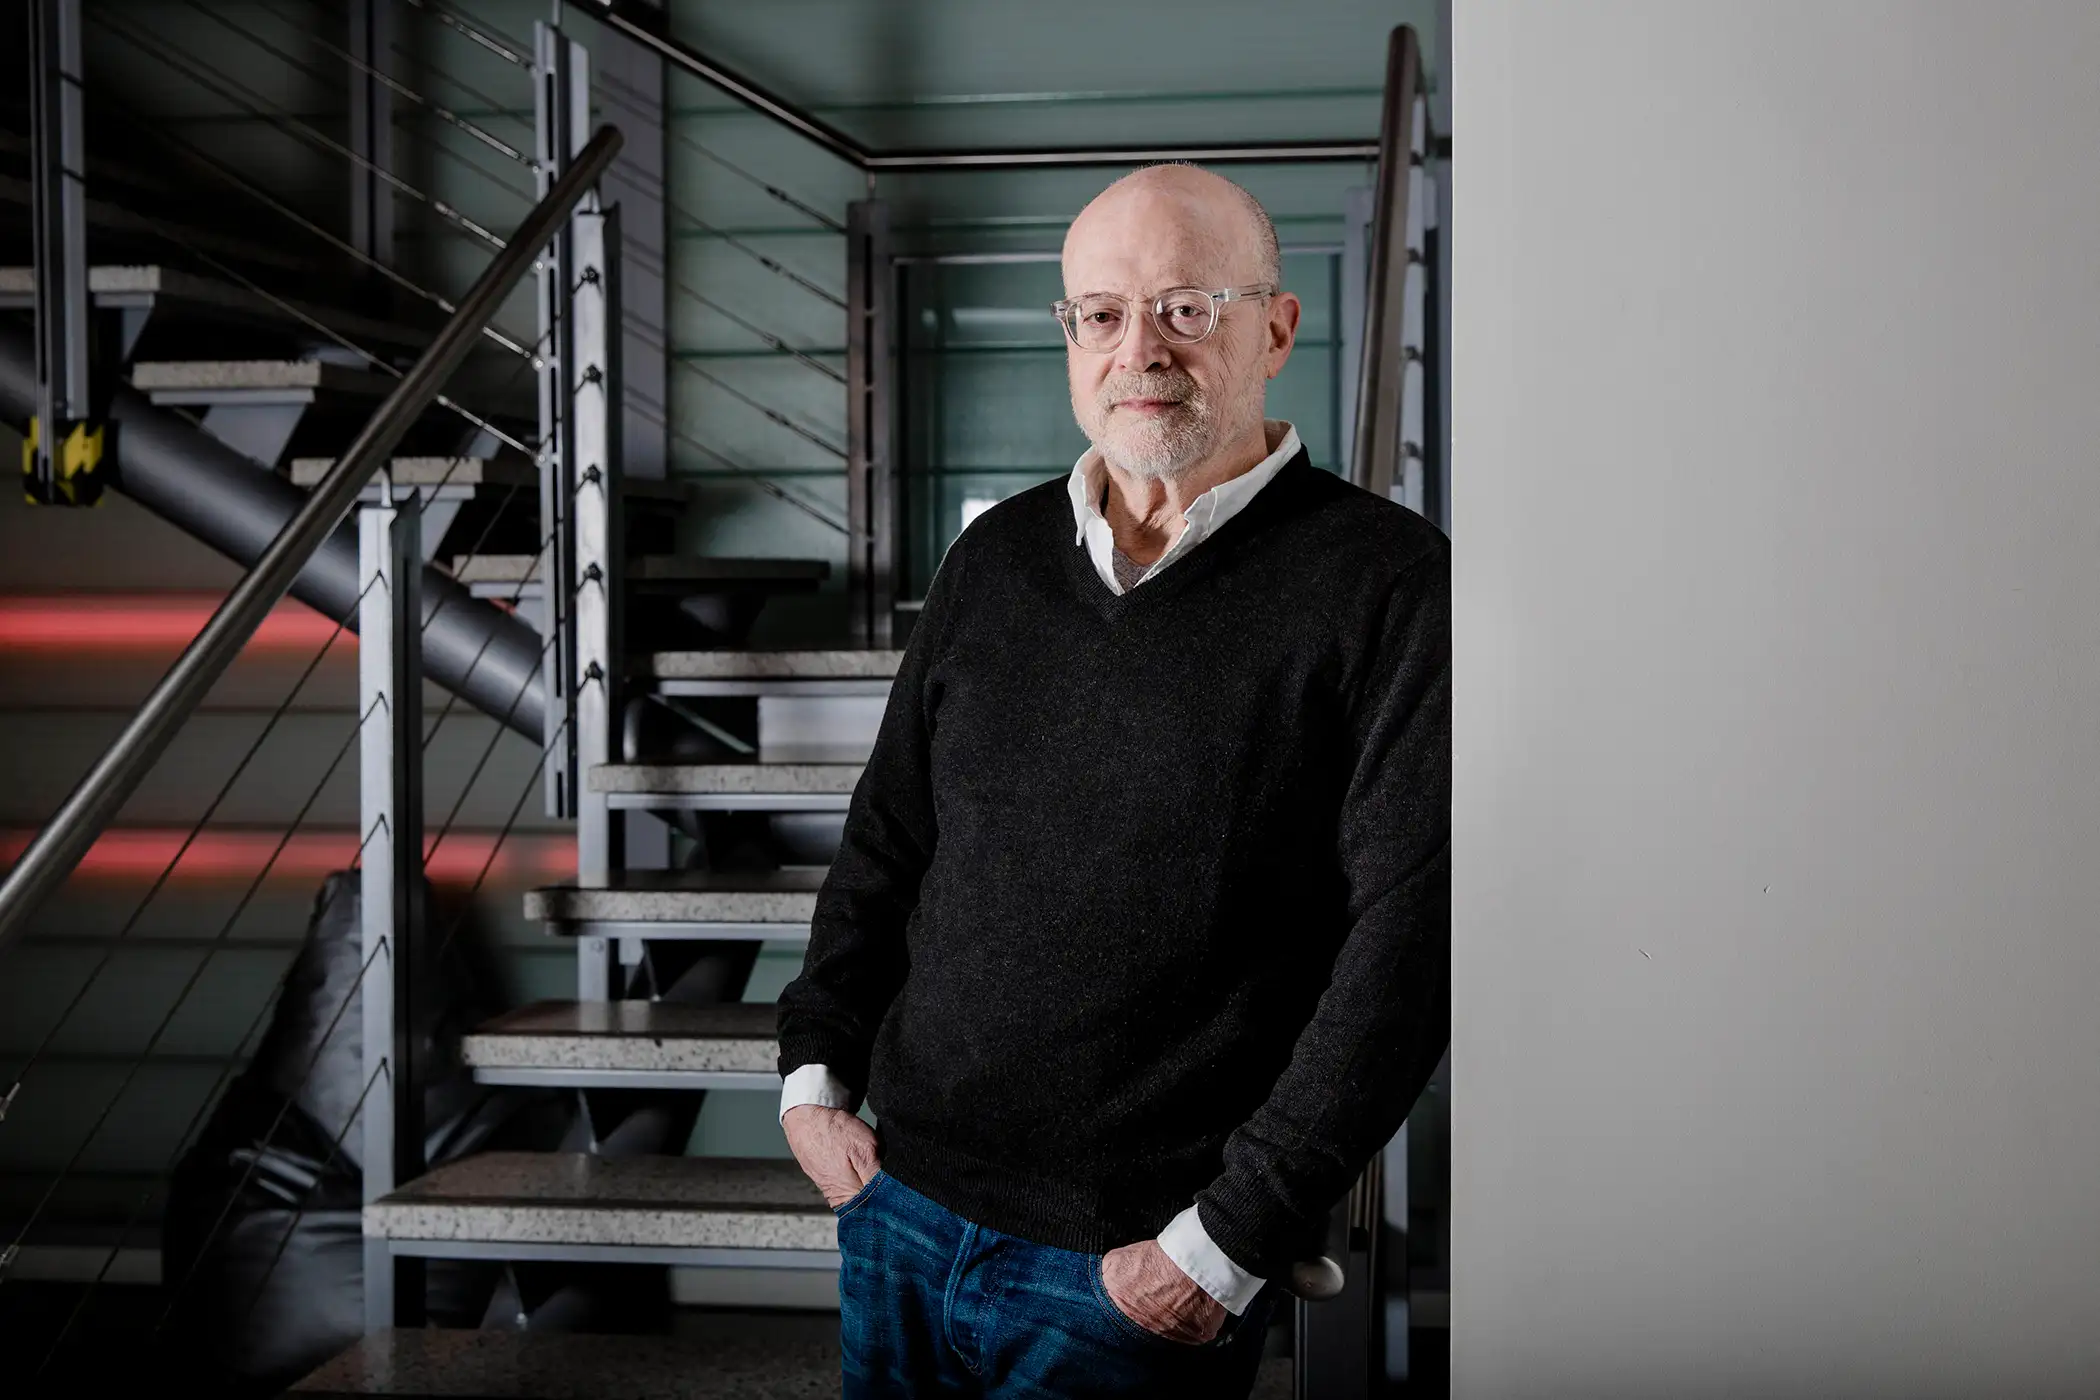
[778,163,1450,1398]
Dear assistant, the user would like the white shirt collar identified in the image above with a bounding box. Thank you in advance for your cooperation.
[1067,419,1302,548]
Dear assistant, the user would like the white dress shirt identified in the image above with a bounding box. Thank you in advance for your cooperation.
[780,419,1304,1315]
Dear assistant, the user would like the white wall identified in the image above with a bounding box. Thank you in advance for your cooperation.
[1453,4,2100,1397]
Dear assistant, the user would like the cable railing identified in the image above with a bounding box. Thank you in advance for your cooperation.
[0,106,619,941]
[5,3,858,1383]
[98,9,512,256]
[0,10,691,1357]
[27,433,591,1369]
[0,67,622,1375]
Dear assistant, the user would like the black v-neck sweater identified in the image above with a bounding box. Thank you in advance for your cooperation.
[778,448,1451,1278]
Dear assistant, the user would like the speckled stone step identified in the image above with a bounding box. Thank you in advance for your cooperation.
[461,1000,780,1078]
[291,1323,839,1397]
[130,358,391,396]
[526,867,826,926]
[366,1153,833,1254]
[453,555,829,585]
[641,649,904,680]
[287,455,537,489]
[591,764,863,796]
[589,764,863,811]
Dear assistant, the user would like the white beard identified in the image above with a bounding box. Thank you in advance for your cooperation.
[1099,401,1212,480]
[1083,361,1265,482]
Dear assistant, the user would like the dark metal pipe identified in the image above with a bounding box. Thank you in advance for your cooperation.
[0,328,547,735]
[0,123,625,952]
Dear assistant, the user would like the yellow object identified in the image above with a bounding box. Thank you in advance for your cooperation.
[21,416,108,506]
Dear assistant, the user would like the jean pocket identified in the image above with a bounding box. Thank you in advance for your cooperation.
[831,1168,886,1219]
[1088,1256,1219,1350]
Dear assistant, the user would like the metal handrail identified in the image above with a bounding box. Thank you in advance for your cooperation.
[0,121,625,956]
[589,0,1383,170]
[1350,25,1426,500]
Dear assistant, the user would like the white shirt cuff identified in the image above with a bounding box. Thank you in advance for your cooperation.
[778,1063,858,1124]
[1158,1203,1266,1315]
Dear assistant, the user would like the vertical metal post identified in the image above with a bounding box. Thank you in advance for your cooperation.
[1417,146,1444,533]
[540,23,615,997]
[573,199,619,1000]
[1396,96,1433,519]
[1339,186,1372,487]
[347,0,396,269]
[1297,1164,1381,1400]
[846,201,896,648]
[27,0,99,508]
[1433,0,1454,538]
[1349,26,1422,501]
[359,489,426,1332]
[1382,1123,1412,1385]
[594,13,670,483]
[536,24,589,820]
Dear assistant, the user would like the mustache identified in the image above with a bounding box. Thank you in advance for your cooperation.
[1098,371,1198,410]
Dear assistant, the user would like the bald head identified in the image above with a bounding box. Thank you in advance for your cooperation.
[1062,164,1282,295]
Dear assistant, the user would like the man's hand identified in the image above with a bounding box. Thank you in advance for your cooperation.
[1101,1239,1227,1344]
[782,1104,881,1208]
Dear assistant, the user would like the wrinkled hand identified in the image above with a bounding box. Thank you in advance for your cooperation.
[1101,1239,1226,1344]
[782,1104,881,1208]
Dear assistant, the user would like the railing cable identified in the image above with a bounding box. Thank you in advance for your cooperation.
[394,0,534,68]
[238,0,540,173]
[97,9,511,254]
[100,93,539,369]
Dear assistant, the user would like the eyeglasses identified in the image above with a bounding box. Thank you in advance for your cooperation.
[1051,284,1275,353]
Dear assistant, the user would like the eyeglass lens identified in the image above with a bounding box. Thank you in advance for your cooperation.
[1066,290,1217,350]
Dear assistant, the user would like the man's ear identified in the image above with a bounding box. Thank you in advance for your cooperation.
[1266,291,1304,373]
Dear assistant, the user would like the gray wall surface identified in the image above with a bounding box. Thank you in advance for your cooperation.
[1452,3,2100,1396]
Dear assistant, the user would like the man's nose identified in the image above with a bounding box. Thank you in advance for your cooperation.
[1112,306,1174,375]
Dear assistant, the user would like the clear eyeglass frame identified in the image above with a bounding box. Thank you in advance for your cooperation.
[1050,283,1276,352]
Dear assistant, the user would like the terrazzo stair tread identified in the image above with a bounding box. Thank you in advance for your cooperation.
[461,1000,780,1074]
[291,1325,839,1397]
[525,867,827,923]
[285,458,686,498]
[591,763,864,795]
[365,1153,832,1250]
[130,358,391,393]
[640,649,904,680]
[287,455,537,488]
[451,554,830,585]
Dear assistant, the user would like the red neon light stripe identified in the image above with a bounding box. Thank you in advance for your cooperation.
[0,596,353,653]
[0,828,575,885]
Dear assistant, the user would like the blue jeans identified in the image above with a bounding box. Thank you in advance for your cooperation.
[834,1169,1278,1399]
